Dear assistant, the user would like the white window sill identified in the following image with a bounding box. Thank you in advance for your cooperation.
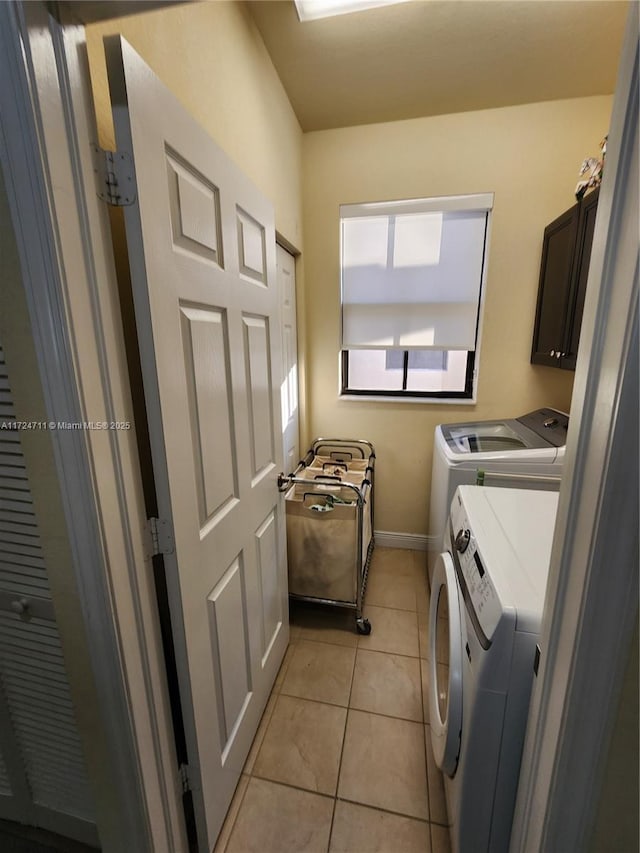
[338,394,478,405]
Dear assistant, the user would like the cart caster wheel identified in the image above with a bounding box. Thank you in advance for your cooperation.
[356,618,371,635]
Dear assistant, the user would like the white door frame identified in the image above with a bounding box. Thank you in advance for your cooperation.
[277,241,301,475]
[0,2,185,850]
[510,8,638,851]
[277,231,308,453]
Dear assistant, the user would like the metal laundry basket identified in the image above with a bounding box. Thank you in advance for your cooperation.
[278,438,375,634]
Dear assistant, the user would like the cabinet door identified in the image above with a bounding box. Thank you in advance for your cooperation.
[561,188,599,370]
[531,204,579,367]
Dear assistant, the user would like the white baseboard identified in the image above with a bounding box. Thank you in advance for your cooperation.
[374,530,439,552]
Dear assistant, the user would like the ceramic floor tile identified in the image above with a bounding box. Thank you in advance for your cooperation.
[290,601,359,647]
[243,695,277,775]
[225,777,333,853]
[253,695,346,795]
[425,725,449,825]
[338,710,428,819]
[358,605,420,657]
[430,822,452,853]
[426,552,437,590]
[413,553,430,613]
[412,549,429,576]
[419,609,430,659]
[329,800,431,853]
[366,570,417,611]
[416,584,430,615]
[371,547,419,578]
[213,774,249,853]
[273,642,297,693]
[350,649,422,722]
[421,657,431,723]
[281,640,355,706]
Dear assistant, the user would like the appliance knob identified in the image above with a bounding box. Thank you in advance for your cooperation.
[543,417,559,428]
[455,529,471,553]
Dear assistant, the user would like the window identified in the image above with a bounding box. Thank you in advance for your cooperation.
[340,193,493,399]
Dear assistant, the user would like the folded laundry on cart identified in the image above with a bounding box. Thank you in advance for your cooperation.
[308,494,355,512]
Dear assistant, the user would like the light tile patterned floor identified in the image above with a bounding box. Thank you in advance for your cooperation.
[214,547,451,853]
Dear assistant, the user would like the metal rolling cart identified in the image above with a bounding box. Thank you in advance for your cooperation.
[278,438,375,634]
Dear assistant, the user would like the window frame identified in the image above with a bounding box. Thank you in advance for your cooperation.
[339,193,492,402]
[340,349,477,399]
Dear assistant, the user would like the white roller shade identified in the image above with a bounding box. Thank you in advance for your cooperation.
[341,202,490,350]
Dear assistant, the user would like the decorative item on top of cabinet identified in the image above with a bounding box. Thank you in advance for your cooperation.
[530,187,599,370]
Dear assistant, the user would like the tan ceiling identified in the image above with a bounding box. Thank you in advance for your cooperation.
[247,0,628,132]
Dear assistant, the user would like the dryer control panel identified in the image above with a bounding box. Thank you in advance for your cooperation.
[450,497,502,643]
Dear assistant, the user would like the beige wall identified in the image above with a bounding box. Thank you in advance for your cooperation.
[302,96,613,535]
[86,0,303,247]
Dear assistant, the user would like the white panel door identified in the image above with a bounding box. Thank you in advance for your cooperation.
[105,38,289,850]
[277,245,299,474]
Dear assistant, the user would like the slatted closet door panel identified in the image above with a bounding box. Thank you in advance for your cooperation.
[0,343,96,837]
[0,746,10,796]
[0,614,96,820]
[0,445,50,602]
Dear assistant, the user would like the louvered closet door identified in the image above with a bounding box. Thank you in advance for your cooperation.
[0,343,97,845]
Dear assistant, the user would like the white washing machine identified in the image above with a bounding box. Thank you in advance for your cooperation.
[428,485,559,853]
[428,408,566,582]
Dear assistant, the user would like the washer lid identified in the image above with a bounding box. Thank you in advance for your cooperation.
[442,421,536,454]
[438,408,567,461]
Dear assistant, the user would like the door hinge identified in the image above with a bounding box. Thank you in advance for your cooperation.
[179,763,190,794]
[91,143,136,207]
[144,517,175,559]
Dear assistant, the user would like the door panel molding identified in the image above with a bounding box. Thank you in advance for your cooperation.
[105,35,288,850]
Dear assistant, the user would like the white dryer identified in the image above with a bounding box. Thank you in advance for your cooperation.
[428,485,559,853]
[428,408,566,582]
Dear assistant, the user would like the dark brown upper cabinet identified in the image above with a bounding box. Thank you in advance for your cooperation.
[531,187,599,370]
